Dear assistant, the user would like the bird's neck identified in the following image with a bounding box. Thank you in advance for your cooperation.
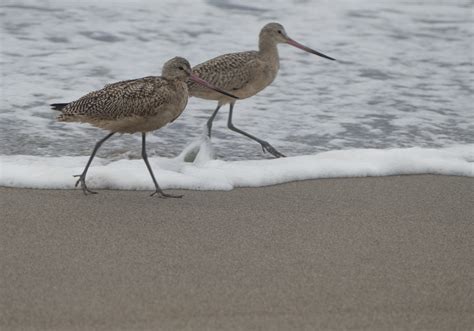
[258,38,279,62]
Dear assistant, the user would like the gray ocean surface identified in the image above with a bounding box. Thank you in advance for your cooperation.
[1,0,473,160]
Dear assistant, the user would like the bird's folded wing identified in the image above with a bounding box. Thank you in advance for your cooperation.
[189,51,260,92]
[61,77,171,120]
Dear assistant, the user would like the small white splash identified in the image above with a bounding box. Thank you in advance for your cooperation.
[1,145,472,191]
[176,134,215,165]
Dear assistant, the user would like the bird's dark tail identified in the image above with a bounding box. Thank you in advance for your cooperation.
[50,103,69,111]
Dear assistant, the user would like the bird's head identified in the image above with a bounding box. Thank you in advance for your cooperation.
[162,57,192,80]
[260,22,289,44]
[259,22,335,61]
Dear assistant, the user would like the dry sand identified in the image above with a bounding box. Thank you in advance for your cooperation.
[1,175,473,330]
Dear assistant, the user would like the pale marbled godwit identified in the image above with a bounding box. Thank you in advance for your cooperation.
[51,57,238,198]
[188,22,335,158]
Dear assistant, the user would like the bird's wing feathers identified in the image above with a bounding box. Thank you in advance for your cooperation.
[61,77,172,120]
[189,51,260,92]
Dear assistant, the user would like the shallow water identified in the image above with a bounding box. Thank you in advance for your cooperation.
[1,0,473,161]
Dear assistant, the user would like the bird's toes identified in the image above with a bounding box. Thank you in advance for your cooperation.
[151,191,183,199]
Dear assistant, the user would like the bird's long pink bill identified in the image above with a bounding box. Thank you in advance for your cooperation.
[287,38,335,61]
[189,74,239,99]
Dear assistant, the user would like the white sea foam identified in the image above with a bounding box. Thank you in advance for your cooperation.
[1,145,472,191]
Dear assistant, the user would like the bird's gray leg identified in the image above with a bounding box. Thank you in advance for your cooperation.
[206,104,221,137]
[227,102,286,158]
[141,133,183,198]
[74,132,115,195]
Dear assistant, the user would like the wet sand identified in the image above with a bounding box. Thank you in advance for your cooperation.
[1,175,473,330]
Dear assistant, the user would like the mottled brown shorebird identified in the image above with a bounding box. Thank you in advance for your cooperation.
[51,57,238,198]
[189,22,335,158]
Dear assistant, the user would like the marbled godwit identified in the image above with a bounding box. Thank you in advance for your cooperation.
[189,22,335,158]
[51,57,238,197]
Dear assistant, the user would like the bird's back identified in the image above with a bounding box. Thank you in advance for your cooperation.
[57,76,188,133]
[188,51,266,102]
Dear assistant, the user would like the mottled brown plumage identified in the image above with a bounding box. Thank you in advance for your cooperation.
[189,51,268,103]
[51,57,237,198]
[187,22,335,158]
[58,60,190,134]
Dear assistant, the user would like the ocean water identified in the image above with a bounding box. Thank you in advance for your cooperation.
[1,0,473,190]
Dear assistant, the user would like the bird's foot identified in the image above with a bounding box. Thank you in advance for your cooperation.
[260,141,286,158]
[73,174,98,195]
[150,189,183,199]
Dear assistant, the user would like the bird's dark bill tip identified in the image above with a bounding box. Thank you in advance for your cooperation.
[287,38,335,61]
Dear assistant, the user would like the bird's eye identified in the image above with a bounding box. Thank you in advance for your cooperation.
[178,66,184,70]
[278,30,282,34]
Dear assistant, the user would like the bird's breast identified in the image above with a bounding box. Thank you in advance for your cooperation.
[172,81,189,112]
[234,61,279,99]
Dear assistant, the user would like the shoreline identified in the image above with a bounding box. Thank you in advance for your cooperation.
[1,175,473,330]
[2,145,472,191]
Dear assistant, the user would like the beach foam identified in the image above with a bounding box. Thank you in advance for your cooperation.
[1,144,472,191]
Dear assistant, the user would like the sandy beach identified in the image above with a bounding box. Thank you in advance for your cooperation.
[1,175,473,330]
